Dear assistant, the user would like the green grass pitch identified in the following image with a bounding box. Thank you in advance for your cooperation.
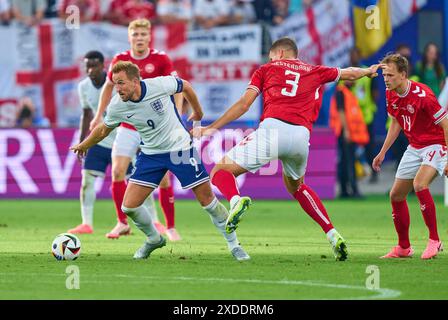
[0,196,447,300]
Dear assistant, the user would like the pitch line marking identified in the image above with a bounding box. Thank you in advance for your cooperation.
[0,272,401,299]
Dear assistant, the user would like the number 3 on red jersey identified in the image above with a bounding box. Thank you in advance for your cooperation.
[281,70,300,97]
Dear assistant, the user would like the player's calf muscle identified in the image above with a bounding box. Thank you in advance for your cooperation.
[192,183,215,206]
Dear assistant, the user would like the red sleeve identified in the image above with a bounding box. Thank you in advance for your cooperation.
[107,55,120,82]
[317,66,340,84]
[247,67,263,95]
[423,91,448,125]
[161,54,175,76]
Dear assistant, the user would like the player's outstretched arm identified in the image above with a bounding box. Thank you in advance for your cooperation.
[340,64,380,81]
[70,123,114,158]
[79,109,93,143]
[193,89,258,138]
[181,80,204,121]
[372,116,401,172]
[90,81,114,131]
[77,109,93,162]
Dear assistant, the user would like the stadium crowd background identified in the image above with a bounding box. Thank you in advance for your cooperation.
[0,0,446,198]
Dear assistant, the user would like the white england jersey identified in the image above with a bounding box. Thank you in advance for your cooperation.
[103,76,191,155]
[78,76,116,149]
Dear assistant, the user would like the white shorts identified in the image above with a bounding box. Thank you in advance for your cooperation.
[111,126,141,158]
[227,118,310,180]
[396,144,447,179]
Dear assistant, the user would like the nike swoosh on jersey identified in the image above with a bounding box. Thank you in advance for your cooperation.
[127,113,136,119]
[195,171,204,178]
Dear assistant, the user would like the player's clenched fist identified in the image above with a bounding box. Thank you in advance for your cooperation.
[372,152,385,172]
[190,126,216,138]
[444,163,448,177]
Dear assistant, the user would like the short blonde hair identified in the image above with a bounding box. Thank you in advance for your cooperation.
[128,18,151,32]
[381,53,409,76]
[111,61,141,80]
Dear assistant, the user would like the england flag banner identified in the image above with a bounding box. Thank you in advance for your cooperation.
[186,24,263,122]
[270,0,353,67]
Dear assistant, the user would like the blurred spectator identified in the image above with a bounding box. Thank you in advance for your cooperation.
[12,0,46,27]
[157,0,193,24]
[415,42,446,97]
[121,0,156,25]
[271,0,289,25]
[44,0,58,18]
[58,0,101,23]
[330,81,369,198]
[0,0,11,25]
[15,97,50,128]
[228,0,256,25]
[105,0,156,26]
[349,47,379,183]
[396,43,416,78]
[103,0,125,24]
[288,0,303,15]
[193,0,230,29]
[252,0,277,24]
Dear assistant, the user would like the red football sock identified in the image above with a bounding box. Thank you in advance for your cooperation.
[211,169,240,202]
[391,200,411,249]
[111,180,128,224]
[159,186,175,229]
[415,189,439,241]
[294,184,334,233]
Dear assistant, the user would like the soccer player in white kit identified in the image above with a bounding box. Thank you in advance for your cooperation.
[67,51,131,235]
[70,61,250,260]
[90,19,181,241]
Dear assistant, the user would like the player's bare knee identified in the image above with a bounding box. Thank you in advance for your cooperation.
[413,181,429,193]
[210,165,224,179]
[112,166,126,181]
[389,189,406,202]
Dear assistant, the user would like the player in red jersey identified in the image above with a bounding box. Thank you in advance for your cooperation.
[89,19,182,241]
[373,53,448,259]
[193,38,380,260]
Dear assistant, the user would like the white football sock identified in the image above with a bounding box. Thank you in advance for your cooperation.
[326,228,338,242]
[143,193,160,223]
[203,197,239,250]
[230,195,241,209]
[121,204,160,243]
[80,170,97,226]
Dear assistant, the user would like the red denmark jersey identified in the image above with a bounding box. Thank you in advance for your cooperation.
[108,49,177,130]
[107,49,176,82]
[122,1,156,20]
[248,59,340,131]
[386,80,447,149]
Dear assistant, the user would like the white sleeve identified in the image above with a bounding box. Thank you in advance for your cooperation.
[158,76,183,96]
[103,99,121,129]
[77,83,90,110]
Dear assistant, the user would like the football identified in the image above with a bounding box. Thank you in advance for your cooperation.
[51,233,82,261]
